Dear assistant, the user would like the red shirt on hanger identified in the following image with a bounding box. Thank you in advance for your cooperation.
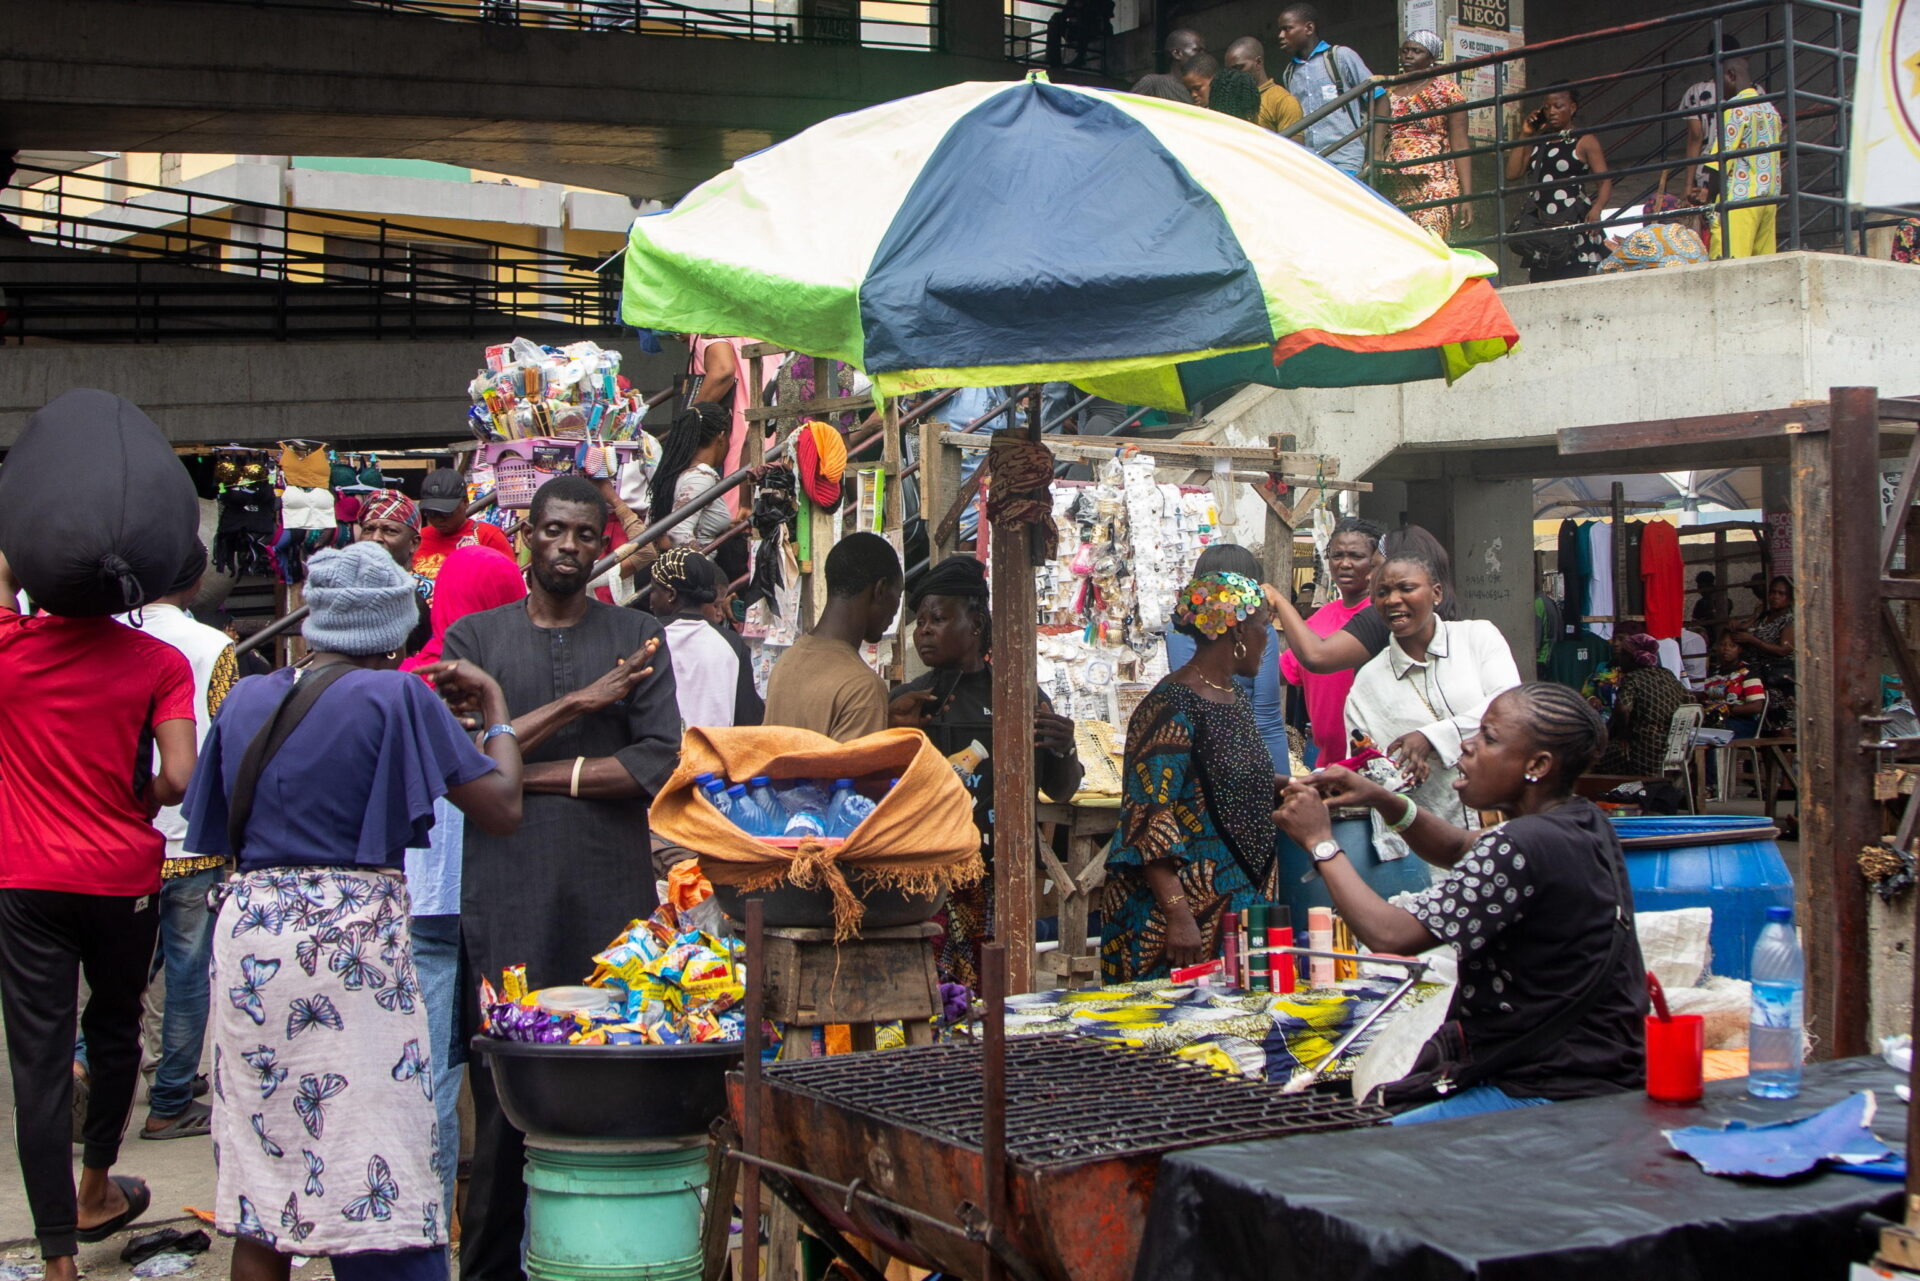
[1640,520,1685,639]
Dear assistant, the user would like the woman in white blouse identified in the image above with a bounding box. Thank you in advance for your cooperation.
[1345,548,1522,828]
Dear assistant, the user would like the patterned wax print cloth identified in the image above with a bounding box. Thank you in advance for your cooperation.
[210,867,443,1256]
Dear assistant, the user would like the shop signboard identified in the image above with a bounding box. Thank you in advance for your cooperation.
[1849,0,1920,204]
[1458,0,1510,30]
[1449,23,1524,142]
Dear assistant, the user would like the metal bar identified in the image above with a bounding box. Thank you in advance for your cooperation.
[981,942,1008,1281]
[755,1170,890,1281]
[742,897,765,1281]
[1784,3,1803,252]
[1795,386,1881,1060]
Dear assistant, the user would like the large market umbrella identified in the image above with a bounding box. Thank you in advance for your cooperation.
[621,73,1517,412]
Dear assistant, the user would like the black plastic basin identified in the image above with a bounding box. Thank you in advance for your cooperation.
[713,875,946,930]
[471,1036,742,1145]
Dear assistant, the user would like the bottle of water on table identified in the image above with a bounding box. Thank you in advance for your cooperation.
[1748,904,1804,1100]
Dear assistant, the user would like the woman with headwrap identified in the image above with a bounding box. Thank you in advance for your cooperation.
[889,556,1082,988]
[1592,631,1688,777]
[397,545,525,1226]
[650,546,762,730]
[1375,30,1472,239]
[1599,193,1711,272]
[1100,571,1281,982]
[180,541,525,1281]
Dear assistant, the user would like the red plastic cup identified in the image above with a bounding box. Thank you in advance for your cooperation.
[1645,1014,1705,1104]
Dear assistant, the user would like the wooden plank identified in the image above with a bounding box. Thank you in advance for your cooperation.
[919,417,960,565]
[1793,386,1880,1061]
[743,394,875,422]
[990,404,1044,997]
[1884,578,1920,600]
[1557,406,1830,457]
[937,432,1337,470]
[1881,397,1920,423]
[1882,430,1920,574]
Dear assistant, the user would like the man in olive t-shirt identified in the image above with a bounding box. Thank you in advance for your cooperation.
[764,532,912,741]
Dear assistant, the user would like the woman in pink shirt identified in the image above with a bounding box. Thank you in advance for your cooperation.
[1279,518,1383,765]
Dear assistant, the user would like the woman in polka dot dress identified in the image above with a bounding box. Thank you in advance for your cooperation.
[1276,683,1645,1125]
[1505,83,1614,282]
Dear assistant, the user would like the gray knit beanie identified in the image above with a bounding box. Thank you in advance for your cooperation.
[302,542,419,657]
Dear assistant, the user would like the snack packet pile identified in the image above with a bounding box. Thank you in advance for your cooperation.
[480,867,746,1047]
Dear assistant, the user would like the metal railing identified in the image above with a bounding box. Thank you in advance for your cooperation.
[1005,0,1109,74]
[140,0,942,52]
[1281,0,1912,282]
[0,163,622,342]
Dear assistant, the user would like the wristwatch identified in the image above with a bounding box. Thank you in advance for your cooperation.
[1310,840,1343,865]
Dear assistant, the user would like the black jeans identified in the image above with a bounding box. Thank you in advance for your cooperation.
[0,887,159,1257]
[460,1059,527,1281]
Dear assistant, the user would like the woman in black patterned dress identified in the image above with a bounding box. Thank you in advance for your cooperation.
[1506,84,1613,282]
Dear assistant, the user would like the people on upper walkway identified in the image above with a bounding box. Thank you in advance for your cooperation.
[1165,26,1206,74]
[1691,55,1783,260]
[1275,3,1377,178]
[1224,36,1304,135]
[1183,53,1261,121]
[1375,30,1471,240]
[1598,193,1711,273]
[1506,83,1613,283]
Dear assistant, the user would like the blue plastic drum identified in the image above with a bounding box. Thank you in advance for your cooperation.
[1611,815,1795,980]
[1276,812,1433,929]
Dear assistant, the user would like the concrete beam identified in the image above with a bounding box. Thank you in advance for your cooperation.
[0,0,1081,200]
[0,337,683,448]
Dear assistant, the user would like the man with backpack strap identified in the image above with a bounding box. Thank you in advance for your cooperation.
[1276,2,1380,178]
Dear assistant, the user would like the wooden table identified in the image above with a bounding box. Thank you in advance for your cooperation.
[1035,798,1121,988]
[1728,735,1799,825]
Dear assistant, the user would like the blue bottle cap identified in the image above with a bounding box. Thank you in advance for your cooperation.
[750,776,772,787]
[834,778,854,788]
[1766,905,1793,923]
[727,784,747,797]
[703,779,725,793]
[694,772,715,786]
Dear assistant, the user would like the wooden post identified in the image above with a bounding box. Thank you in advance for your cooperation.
[881,400,906,681]
[989,391,1043,998]
[919,416,961,567]
[1263,435,1295,596]
[1793,386,1880,1060]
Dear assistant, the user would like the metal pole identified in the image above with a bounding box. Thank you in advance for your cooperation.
[1782,2,1801,251]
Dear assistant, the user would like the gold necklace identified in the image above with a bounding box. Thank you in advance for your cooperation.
[1187,667,1235,696]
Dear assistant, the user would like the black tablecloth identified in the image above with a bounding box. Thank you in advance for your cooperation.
[1137,1057,1906,1281]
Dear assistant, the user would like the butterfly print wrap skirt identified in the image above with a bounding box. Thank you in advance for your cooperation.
[209,868,444,1255]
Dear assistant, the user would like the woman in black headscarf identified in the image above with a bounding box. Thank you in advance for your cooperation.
[650,547,762,730]
[890,556,1083,988]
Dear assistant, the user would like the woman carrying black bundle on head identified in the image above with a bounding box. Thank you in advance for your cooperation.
[649,402,745,581]
[1277,682,1645,1123]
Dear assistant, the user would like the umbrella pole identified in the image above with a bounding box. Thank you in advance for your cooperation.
[989,388,1046,997]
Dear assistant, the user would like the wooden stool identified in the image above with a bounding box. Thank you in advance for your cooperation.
[762,922,942,1056]
[1035,801,1119,989]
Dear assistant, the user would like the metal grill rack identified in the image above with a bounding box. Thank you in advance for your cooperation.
[763,1035,1386,1168]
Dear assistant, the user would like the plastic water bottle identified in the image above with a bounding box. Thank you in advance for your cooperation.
[1748,904,1804,1099]
[782,779,831,839]
[723,784,763,836]
[693,771,717,789]
[746,777,783,832]
[825,779,878,839]
[702,779,733,819]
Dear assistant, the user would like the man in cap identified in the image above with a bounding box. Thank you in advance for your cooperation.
[355,488,432,656]
[122,545,237,1141]
[414,467,512,599]
[0,549,200,1273]
[445,475,679,1281]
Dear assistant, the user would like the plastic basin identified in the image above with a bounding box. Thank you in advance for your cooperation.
[471,1036,741,1146]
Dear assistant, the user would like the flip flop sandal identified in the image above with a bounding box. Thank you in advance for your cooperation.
[140,1100,212,1141]
[76,1174,151,1243]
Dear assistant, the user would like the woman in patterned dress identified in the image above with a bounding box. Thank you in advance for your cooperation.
[1100,572,1283,982]
[1505,84,1613,282]
[180,544,525,1281]
[1375,30,1472,240]
[1592,632,1687,777]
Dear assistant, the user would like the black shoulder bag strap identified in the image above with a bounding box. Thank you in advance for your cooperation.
[226,663,355,857]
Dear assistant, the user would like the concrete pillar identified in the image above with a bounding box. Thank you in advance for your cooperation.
[1438,461,1535,666]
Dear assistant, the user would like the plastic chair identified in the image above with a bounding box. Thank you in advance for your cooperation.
[1723,692,1772,800]
[1662,702,1706,813]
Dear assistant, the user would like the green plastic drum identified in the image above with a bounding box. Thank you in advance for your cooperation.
[474,1038,742,1281]
[524,1143,708,1281]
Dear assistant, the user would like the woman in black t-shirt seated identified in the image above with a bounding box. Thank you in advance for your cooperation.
[1276,682,1645,1124]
